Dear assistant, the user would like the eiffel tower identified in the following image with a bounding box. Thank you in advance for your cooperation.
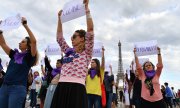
[116,41,124,87]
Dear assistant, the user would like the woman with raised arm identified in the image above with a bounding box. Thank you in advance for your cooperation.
[131,61,142,108]
[0,17,38,108]
[86,46,105,108]
[43,55,63,108]
[50,0,94,108]
[134,47,166,108]
[104,65,114,108]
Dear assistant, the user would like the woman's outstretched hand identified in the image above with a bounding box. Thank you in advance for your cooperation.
[58,10,63,18]
[22,17,27,25]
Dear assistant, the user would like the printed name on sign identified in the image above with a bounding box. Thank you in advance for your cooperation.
[136,46,156,53]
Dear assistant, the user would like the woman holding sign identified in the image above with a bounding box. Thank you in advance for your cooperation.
[0,17,38,108]
[86,46,105,108]
[43,55,63,108]
[50,0,94,108]
[134,47,166,108]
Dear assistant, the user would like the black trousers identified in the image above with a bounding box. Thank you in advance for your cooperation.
[140,98,167,108]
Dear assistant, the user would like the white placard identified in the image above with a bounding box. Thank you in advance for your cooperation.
[92,42,103,57]
[93,49,102,57]
[0,13,21,31]
[134,40,158,56]
[45,43,61,55]
[61,0,85,23]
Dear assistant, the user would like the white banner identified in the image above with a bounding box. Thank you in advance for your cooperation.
[93,42,103,57]
[45,43,61,55]
[61,0,85,23]
[134,40,158,56]
[0,13,21,31]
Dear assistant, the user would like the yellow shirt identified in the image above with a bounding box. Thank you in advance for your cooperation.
[86,68,104,96]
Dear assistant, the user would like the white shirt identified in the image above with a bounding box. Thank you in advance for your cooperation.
[31,76,41,90]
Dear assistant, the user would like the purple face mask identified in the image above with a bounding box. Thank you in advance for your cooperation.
[51,67,61,78]
[89,68,97,79]
[14,49,27,64]
[34,75,39,79]
[145,70,156,78]
[65,48,75,57]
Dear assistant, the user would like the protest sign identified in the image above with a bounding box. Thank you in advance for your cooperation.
[61,0,85,23]
[93,42,103,57]
[134,40,158,56]
[0,13,21,31]
[45,43,61,56]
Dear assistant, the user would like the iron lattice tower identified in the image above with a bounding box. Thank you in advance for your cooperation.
[116,41,124,86]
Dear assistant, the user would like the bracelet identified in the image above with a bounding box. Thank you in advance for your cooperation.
[22,20,27,25]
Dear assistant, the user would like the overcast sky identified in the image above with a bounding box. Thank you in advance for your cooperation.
[0,0,180,91]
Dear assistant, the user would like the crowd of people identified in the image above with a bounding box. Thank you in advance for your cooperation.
[0,0,180,108]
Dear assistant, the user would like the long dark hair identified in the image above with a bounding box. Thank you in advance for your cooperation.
[88,58,101,77]
[25,37,39,66]
[25,37,31,50]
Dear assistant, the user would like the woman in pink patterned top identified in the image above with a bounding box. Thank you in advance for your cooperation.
[50,0,94,108]
[134,47,167,108]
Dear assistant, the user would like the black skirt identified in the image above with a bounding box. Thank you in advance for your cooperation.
[51,82,88,108]
[140,98,167,108]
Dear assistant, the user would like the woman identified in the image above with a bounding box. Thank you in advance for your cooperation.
[124,74,130,108]
[134,47,166,108]
[104,65,114,108]
[44,56,62,108]
[50,0,94,108]
[112,82,118,108]
[128,61,142,108]
[131,70,142,108]
[0,17,38,108]
[30,71,41,108]
[86,47,105,108]
[161,85,168,106]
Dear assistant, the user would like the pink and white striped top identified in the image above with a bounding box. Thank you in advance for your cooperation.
[57,32,94,85]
